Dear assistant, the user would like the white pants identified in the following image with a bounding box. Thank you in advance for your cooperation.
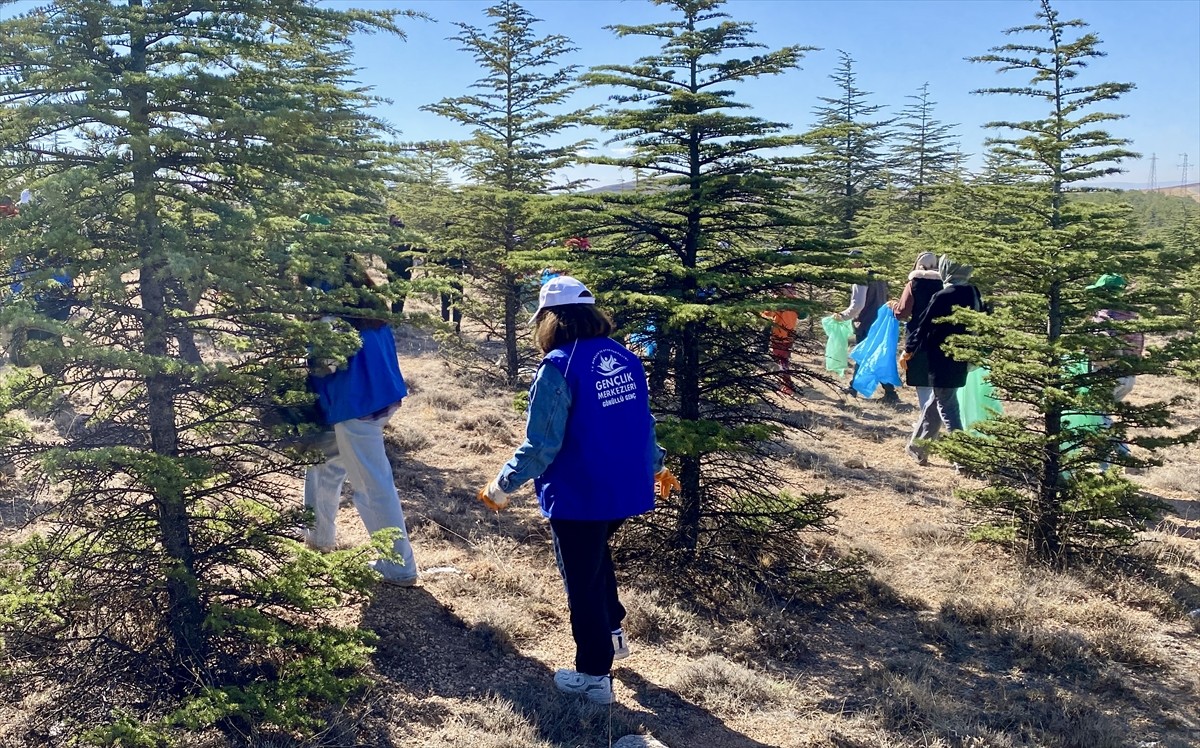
[915,386,935,427]
[304,411,417,581]
[1112,376,1135,403]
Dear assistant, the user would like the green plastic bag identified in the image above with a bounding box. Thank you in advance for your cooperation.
[1061,358,1106,432]
[821,315,853,377]
[957,367,1002,432]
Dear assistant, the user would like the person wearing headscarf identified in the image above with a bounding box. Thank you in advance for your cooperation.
[890,252,945,417]
[833,252,899,405]
[902,255,984,465]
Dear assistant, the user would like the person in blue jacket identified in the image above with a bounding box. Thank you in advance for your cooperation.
[479,276,674,705]
[302,255,418,587]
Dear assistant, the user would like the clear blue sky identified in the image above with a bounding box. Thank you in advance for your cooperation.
[348,0,1200,189]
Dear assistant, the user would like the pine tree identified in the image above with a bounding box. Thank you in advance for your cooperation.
[0,1,409,739]
[799,50,894,239]
[932,0,1196,564]
[387,141,464,325]
[892,83,962,211]
[423,0,587,385]
[857,84,961,280]
[567,0,842,597]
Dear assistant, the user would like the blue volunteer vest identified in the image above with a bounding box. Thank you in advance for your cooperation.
[535,336,657,521]
[310,325,408,426]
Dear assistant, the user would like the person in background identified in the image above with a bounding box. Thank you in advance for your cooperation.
[903,255,984,466]
[302,236,419,587]
[386,215,464,332]
[834,252,899,405]
[1087,273,1144,463]
[478,276,674,706]
[889,252,944,416]
[762,285,800,395]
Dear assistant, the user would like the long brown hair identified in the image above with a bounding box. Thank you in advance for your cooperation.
[534,304,615,353]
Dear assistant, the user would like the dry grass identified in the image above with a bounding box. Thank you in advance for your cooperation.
[429,695,556,748]
[669,655,793,715]
[4,329,1200,748]
[349,347,1200,747]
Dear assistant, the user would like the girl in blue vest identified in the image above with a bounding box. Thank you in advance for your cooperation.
[302,253,418,587]
[479,276,673,705]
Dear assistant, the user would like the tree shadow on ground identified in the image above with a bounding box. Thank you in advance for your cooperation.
[779,575,1200,748]
[0,482,49,529]
[1144,491,1200,528]
[384,435,554,554]
[362,585,775,748]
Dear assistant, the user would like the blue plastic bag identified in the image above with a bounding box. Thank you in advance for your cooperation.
[849,308,902,398]
[628,322,657,359]
[821,315,854,376]
[957,367,1002,432]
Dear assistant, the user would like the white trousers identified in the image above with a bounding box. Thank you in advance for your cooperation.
[303,411,417,581]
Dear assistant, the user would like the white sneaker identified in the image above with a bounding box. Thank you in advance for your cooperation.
[612,628,631,660]
[554,669,613,705]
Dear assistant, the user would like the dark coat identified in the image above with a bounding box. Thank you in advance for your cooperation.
[902,276,945,387]
[906,283,983,389]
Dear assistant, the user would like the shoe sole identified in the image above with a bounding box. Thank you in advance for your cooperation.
[555,674,614,705]
[379,576,419,588]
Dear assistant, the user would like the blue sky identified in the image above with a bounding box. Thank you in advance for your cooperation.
[349,0,1200,189]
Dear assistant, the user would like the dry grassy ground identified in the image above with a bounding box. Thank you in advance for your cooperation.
[311,325,1200,748]
[1,322,1197,747]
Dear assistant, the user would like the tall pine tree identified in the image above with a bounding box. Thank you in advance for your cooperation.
[0,1,409,740]
[568,0,842,596]
[858,83,961,280]
[933,0,1196,563]
[892,83,962,211]
[423,0,587,384]
[799,50,893,240]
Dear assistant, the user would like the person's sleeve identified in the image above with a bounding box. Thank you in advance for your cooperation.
[496,364,571,493]
[838,284,866,320]
[895,282,915,321]
[647,413,666,474]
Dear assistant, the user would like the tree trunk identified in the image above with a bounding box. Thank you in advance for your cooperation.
[503,271,520,386]
[128,2,208,672]
[674,322,703,551]
[1034,279,1065,564]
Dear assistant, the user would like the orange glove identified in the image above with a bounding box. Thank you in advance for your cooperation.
[899,351,913,375]
[654,469,681,500]
[477,480,510,512]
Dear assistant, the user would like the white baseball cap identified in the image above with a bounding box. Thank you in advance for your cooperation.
[532,275,595,320]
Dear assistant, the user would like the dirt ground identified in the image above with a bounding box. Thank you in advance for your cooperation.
[318,325,1200,748]
[0,321,1196,748]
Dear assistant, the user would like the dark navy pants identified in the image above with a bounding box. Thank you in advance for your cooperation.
[549,518,626,677]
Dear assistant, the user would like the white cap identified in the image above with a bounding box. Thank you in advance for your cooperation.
[532,275,595,320]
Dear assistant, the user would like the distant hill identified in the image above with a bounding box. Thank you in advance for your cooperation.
[1143,183,1200,202]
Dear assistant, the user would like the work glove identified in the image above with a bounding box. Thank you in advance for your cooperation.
[831,312,846,322]
[478,479,510,512]
[654,469,681,500]
[899,351,913,375]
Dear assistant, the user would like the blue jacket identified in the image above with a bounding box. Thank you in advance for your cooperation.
[309,325,407,425]
[499,336,660,521]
